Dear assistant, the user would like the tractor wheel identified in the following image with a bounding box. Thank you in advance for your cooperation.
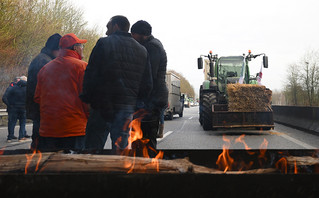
[202,92,217,131]
[199,86,203,125]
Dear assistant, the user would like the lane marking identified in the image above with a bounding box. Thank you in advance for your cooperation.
[188,117,193,120]
[157,131,173,142]
[273,131,317,149]
[8,139,31,145]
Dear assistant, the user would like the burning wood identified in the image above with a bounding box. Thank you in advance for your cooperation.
[0,152,222,174]
[1,150,319,174]
[227,84,272,112]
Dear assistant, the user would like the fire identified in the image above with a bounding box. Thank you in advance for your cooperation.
[25,150,42,174]
[235,134,255,155]
[216,135,234,172]
[294,160,298,174]
[275,157,288,174]
[0,147,5,155]
[258,138,268,166]
[118,109,164,173]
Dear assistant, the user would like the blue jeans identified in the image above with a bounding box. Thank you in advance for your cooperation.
[7,108,26,139]
[159,108,165,124]
[84,109,133,151]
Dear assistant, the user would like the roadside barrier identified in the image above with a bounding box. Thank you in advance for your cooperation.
[0,109,7,126]
[272,105,319,134]
[1,107,319,133]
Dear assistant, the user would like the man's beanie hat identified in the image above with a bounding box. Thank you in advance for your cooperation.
[131,20,152,36]
[45,33,62,51]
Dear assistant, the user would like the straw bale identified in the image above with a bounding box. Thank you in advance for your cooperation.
[227,84,272,112]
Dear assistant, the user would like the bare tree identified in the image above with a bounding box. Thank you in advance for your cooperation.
[0,0,101,107]
[284,64,302,105]
[300,50,319,106]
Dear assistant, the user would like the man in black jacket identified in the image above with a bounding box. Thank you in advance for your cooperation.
[26,33,62,149]
[131,20,168,151]
[80,15,152,152]
[2,77,28,142]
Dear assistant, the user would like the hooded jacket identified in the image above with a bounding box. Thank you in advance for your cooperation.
[34,49,88,138]
[80,31,153,120]
[26,47,56,120]
[2,80,27,110]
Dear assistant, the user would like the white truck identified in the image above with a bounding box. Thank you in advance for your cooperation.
[164,72,184,120]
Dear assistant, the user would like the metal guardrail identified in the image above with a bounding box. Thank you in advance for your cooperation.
[1,107,318,134]
[0,109,7,116]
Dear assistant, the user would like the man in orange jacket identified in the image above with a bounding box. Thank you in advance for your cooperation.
[34,33,89,151]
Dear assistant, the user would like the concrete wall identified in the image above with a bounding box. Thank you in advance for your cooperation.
[272,105,319,133]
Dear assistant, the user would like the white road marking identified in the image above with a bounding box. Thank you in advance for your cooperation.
[276,132,317,149]
[8,139,31,145]
[188,117,193,120]
[157,131,173,142]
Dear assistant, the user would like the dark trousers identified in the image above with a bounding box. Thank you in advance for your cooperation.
[7,108,26,139]
[84,109,133,151]
[141,111,160,151]
[37,136,85,151]
[31,118,40,149]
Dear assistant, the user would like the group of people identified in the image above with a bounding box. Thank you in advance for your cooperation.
[2,76,30,142]
[4,15,168,154]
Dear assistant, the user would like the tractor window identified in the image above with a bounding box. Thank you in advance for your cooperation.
[218,57,244,79]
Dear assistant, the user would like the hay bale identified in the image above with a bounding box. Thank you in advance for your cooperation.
[227,84,272,112]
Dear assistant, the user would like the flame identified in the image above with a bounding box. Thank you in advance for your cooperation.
[294,160,298,174]
[117,109,164,173]
[258,138,268,166]
[151,151,164,172]
[25,150,42,174]
[216,135,234,172]
[0,147,6,155]
[235,134,255,155]
[275,157,288,174]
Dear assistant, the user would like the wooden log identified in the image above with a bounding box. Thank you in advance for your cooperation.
[3,153,317,174]
[39,154,223,174]
[0,153,222,174]
[286,156,319,166]
[0,153,53,173]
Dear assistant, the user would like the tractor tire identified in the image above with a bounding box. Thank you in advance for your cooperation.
[202,92,217,131]
[199,86,203,125]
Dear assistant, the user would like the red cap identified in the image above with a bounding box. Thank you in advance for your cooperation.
[59,33,87,49]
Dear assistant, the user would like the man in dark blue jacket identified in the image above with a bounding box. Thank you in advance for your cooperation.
[131,20,168,151]
[26,33,61,149]
[80,15,152,152]
[2,77,28,142]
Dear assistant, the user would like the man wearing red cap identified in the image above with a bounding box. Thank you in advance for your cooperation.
[34,33,89,150]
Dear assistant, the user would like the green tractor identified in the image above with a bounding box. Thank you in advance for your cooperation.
[197,50,274,130]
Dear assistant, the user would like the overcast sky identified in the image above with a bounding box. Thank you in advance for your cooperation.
[71,0,319,95]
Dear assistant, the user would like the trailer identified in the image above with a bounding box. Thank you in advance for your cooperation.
[164,72,184,120]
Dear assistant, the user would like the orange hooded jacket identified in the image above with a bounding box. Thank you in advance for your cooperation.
[34,49,88,137]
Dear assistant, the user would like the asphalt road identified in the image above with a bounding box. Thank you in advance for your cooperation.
[1,106,319,150]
